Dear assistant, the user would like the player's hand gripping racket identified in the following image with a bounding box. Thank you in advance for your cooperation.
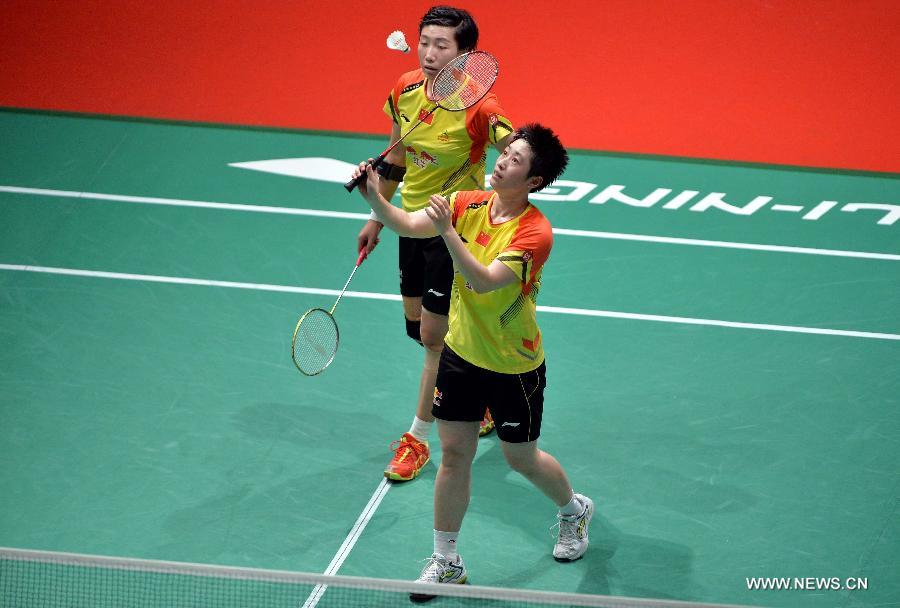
[291,249,367,376]
[344,50,499,192]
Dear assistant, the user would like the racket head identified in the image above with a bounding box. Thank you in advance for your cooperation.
[431,50,499,112]
[291,307,339,376]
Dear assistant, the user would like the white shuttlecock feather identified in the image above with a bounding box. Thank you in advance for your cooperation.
[387,30,410,53]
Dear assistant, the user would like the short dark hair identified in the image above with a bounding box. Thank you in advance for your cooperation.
[512,123,569,192]
[419,6,479,51]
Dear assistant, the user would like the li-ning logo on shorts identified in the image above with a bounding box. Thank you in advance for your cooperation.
[433,388,443,408]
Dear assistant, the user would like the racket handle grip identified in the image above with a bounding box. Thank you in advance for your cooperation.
[344,154,387,192]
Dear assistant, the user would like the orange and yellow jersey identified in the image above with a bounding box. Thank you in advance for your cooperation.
[383,68,513,212]
[444,190,553,374]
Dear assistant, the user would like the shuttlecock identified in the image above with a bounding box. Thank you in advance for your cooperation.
[387,30,410,53]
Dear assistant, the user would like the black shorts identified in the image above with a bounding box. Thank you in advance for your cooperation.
[432,346,546,443]
[398,235,453,316]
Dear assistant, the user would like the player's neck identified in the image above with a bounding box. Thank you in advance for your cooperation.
[423,75,437,101]
[491,190,529,222]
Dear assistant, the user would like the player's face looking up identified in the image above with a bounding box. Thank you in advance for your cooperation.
[490,139,541,192]
[418,25,460,82]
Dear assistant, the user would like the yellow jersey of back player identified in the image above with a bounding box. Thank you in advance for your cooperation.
[384,68,514,212]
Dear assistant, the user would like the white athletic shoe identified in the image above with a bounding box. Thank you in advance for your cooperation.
[409,553,468,603]
[553,493,594,562]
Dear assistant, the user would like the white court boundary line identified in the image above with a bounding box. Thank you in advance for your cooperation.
[2,185,898,261]
[301,478,391,608]
[1,264,898,341]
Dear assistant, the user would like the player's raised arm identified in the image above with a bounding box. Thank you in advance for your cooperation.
[353,161,437,239]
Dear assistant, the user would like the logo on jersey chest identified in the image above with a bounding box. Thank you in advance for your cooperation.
[405,146,438,168]
[475,231,492,246]
[418,108,434,125]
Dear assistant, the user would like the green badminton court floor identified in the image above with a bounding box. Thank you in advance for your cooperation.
[0,109,898,608]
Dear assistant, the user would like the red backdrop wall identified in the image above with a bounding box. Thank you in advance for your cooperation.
[2,0,898,173]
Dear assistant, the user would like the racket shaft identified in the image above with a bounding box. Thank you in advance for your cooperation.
[330,249,367,314]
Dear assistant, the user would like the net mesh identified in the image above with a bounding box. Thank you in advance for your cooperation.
[291,308,338,376]
[0,548,754,608]
[432,51,499,111]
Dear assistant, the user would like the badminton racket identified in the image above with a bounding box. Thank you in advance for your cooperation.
[344,50,499,192]
[291,249,367,376]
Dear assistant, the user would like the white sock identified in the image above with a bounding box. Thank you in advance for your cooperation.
[434,529,459,561]
[408,417,433,442]
[559,493,583,517]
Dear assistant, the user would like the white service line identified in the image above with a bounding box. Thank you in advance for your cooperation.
[2,185,898,261]
[551,228,900,260]
[0,264,400,302]
[0,185,370,220]
[301,478,392,608]
[1,264,898,341]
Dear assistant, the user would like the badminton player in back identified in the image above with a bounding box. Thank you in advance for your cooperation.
[355,6,514,483]
[351,124,593,598]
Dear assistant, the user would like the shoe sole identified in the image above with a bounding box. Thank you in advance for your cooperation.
[409,578,467,603]
[384,456,431,482]
[553,554,583,563]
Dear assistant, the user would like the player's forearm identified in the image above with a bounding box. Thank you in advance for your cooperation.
[375,144,404,205]
[377,176,400,204]
[364,192,412,234]
[365,194,436,239]
[367,178,399,227]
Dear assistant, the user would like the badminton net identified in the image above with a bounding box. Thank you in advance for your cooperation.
[0,547,756,608]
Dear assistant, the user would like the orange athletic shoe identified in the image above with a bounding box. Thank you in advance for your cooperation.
[479,409,495,437]
[385,433,430,481]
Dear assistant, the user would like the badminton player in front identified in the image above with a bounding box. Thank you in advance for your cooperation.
[358,6,513,483]
[352,124,594,600]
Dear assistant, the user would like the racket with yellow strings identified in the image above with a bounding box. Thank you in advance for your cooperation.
[291,249,367,376]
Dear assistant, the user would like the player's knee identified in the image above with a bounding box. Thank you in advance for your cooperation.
[504,451,538,475]
[405,317,423,346]
[440,440,476,468]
